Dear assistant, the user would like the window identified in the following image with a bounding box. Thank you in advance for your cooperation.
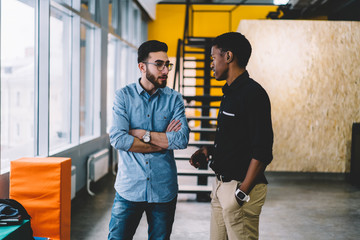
[79,21,100,141]
[107,35,117,132]
[1,0,35,173]
[120,0,129,40]
[49,6,72,152]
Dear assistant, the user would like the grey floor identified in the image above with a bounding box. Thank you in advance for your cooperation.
[71,171,360,240]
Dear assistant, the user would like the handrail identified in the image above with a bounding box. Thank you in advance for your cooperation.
[183,0,191,41]
[173,38,182,91]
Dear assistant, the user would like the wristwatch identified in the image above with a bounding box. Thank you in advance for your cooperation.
[143,131,151,143]
[235,188,250,202]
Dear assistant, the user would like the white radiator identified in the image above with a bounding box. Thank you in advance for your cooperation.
[87,148,109,196]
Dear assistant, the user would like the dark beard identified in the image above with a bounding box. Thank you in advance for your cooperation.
[146,71,167,89]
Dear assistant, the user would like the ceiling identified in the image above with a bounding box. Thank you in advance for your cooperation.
[157,0,360,20]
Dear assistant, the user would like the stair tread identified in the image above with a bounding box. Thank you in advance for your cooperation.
[182,85,222,88]
[175,155,191,160]
[186,116,217,120]
[183,67,205,70]
[178,168,215,176]
[188,140,214,146]
[185,105,220,109]
[183,76,207,79]
[184,51,205,54]
[183,96,222,101]
[191,127,216,133]
[184,59,205,62]
[178,185,212,193]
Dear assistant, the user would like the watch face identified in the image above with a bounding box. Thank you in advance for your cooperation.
[236,191,246,200]
[144,136,150,142]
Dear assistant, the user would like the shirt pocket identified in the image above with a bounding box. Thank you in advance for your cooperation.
[154,111,172,132]
[220,110,237,132]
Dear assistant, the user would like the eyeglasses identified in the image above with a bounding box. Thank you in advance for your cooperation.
[143,61,174,71]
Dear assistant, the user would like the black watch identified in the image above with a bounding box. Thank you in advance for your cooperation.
[235,189,250,202]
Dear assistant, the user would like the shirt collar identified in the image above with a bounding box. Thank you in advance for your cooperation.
[222,70,250,95]
[135,78,165,96]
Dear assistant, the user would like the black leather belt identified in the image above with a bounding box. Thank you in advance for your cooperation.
[216,174,233,182]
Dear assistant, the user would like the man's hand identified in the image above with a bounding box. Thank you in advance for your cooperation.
[189,146,209,168]
[166,120,182,132]
[235,193,245,207]
[128,129,146,140]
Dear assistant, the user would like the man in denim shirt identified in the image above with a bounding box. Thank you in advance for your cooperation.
[108,40,190,240]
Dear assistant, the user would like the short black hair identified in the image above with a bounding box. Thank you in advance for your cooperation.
[212,32,252,68]
[137,40,168,63]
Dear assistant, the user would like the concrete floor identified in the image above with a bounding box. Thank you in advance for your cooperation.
[71,171,360,240]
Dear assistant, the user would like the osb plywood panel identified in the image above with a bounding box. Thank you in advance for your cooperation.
[238,20,360,172]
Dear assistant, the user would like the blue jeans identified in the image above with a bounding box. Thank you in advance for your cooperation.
[108,192,177,240]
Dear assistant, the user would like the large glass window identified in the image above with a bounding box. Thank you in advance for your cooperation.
[1,0,35,173]
[49,7,72,153]
[120,0,129,39]
[107,36,116,132]
[80,21,98,141]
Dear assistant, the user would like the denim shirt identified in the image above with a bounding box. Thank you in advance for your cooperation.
[109,80,190,203]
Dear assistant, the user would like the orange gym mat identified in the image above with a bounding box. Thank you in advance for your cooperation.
[10,157,71,240]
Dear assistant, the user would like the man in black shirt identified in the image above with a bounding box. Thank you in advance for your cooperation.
[190,32,273,240]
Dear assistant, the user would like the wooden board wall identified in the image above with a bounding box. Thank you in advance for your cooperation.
[238,20,360,172]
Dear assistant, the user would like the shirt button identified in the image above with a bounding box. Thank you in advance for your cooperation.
[146,162,148,164]
[147,114,150,117]
[147,178,150,180]
[215,144,217,148]
[217,127,220,131]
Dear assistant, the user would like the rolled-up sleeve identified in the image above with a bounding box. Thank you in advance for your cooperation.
[109,90,135,151]
[166,94,190,150]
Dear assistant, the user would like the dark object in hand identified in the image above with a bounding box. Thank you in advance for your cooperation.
[191,151,207,168]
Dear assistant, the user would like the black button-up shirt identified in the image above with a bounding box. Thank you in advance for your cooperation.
[210,71,273,184]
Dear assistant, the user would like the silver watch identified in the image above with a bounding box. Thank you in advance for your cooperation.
[235,188,250,202]
[143,131,151,143]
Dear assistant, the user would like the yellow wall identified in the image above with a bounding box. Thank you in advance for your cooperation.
[148,4,278,57]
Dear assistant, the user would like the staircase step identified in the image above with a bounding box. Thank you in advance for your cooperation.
[183,76,206,79]
[182,85,222,88]
[183,67,205,70]
[188,140,214,147]
[184,51,205,54]
[183,95,222,102]
[178,185,212,193]
[191,127,216,133]
[187,116,217,121]
[184,59,205,62]
[178,168,215,176]
[185,105,220,110]
[175,155,191,160]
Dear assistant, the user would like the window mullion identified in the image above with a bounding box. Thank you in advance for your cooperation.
[71,15,80,145]
[35,0,50,157]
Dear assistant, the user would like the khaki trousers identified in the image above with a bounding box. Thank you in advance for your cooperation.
[210,179,267,240]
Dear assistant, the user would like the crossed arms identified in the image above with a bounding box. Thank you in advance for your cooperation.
[109,90,190,153]
[128,120,182,153]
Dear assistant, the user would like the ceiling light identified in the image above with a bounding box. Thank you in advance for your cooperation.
[274,0,289,5]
